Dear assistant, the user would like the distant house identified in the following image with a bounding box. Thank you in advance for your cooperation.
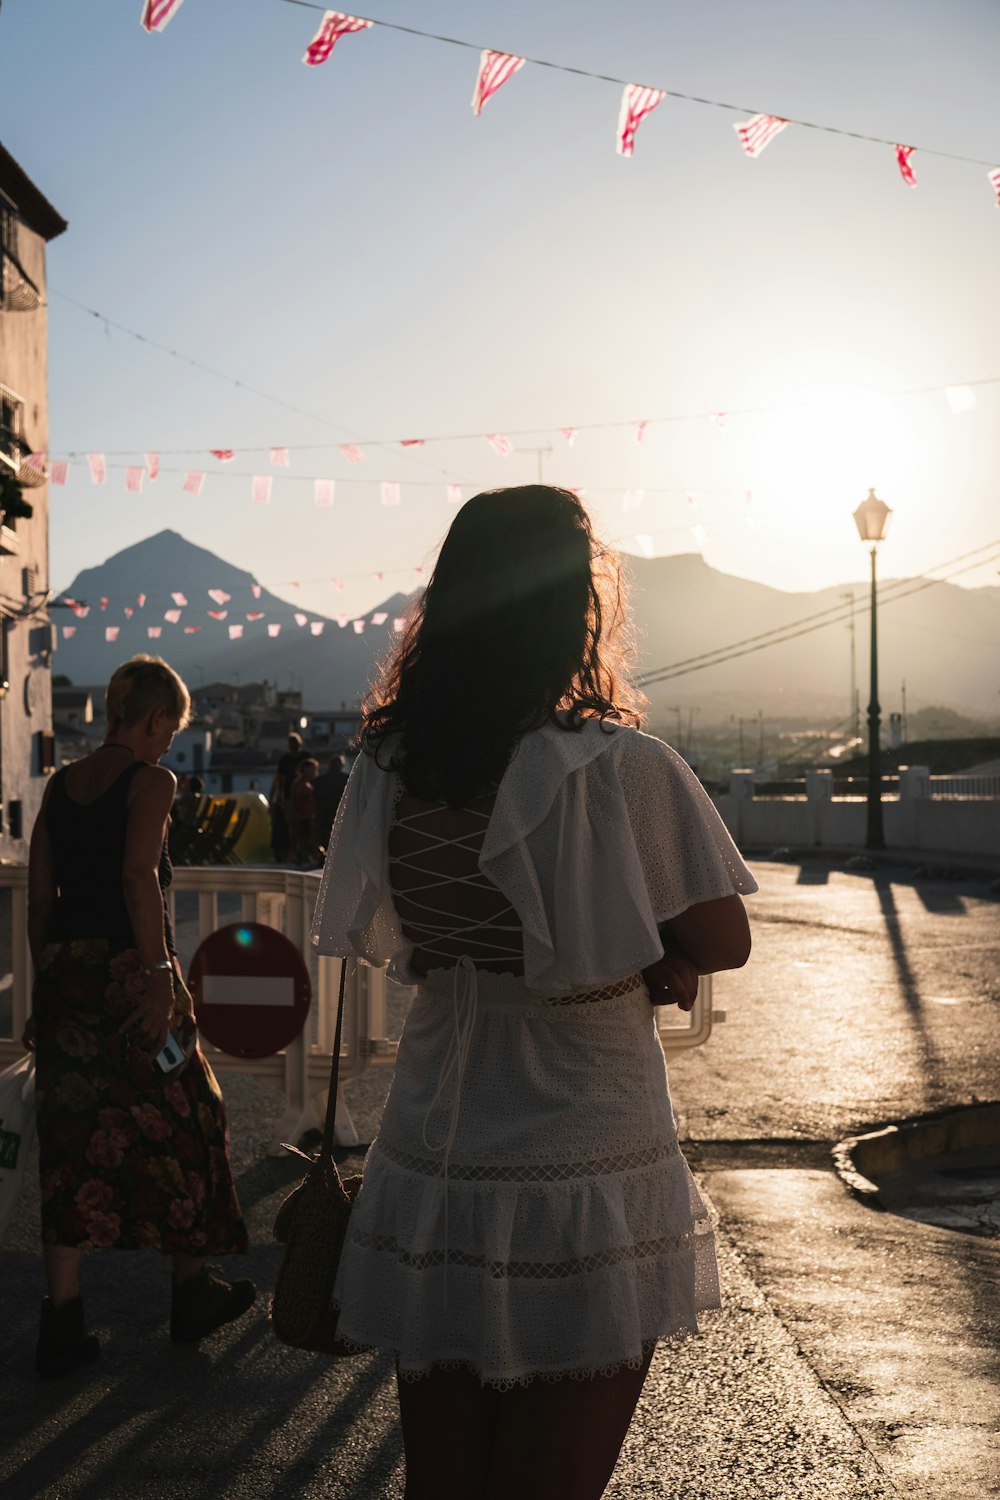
[0,143,67,849]
[52,685,93,729]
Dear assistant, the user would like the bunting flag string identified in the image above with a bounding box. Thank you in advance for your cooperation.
[315,478,335,507]
[132,0,999,193]
[990,169,1000,207]
[51,368,1000,484]
[252,475,272,504]
[182,471,205,496]
[125,466,144,494]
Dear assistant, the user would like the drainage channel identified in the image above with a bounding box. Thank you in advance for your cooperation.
[833,1102,1000,1239]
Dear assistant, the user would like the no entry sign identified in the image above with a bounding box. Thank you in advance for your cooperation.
[188,922,311,1059]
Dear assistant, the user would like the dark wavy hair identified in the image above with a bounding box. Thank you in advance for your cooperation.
[360,485,645,805]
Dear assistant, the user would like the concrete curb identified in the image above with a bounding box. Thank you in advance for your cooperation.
[832,1101,1000,1206]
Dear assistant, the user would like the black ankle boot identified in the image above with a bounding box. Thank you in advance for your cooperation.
[170,1265,257,1343]
[36,1296,101,1379]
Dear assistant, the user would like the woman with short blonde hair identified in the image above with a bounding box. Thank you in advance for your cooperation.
[27,655,254,1378]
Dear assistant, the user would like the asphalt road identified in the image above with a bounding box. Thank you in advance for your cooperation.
[2,856,998,1499]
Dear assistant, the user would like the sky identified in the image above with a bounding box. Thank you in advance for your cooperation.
[2,0,999,620]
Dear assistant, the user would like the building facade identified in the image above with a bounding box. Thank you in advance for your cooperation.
[0,145,67,854]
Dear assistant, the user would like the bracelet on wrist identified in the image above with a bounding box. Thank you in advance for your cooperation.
[146,959,174,974]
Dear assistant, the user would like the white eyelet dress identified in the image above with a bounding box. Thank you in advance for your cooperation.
[311,721,758,1388]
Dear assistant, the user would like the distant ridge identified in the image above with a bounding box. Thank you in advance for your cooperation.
[53,531,1000,717]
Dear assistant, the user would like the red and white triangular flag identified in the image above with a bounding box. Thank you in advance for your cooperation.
[125,466,144,494]
[50,460,69,486]
[295,612,308,628]
[989,168,1000,207]
[171,592,188,606]
[147,626,162,639]
[616,85,665,157]
[303,11,372,67]
[315,479,335,507]
[183,471,205,496]
[447,484,463,504]
[485,433,512,457]
[145,452,159,480]
[184,625,201,634]
[381,481,401,506]
[945,385,976,415]
[270,447,290,467]
[352,619,365,634]
[246,612,265,621]
[337,443,365,464]
[371,611,388,626]
[251,583,262,598]
[208,588,230,605]
[62,626,76,639]
[229,624,244,640]
[105,625,120,642]
[561,428,577,447]
[310,620,324,636]
[733,114,788,158]
[400,438,425,448]
[140,0,187,34]
[895,144,917,186]
[633,421,648,445]
[87,453,106,486]
[252,475,272,504]
[210,449,234,462]
[164,609,182,624]
[472,50,525,117]
[208,610,228,620]
[268,623,281,637]
[622,489,644,513]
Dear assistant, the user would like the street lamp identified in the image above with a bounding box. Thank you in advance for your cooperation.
[852,487,892,850]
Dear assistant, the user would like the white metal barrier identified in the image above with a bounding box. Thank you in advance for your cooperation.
[0,864,719,1146]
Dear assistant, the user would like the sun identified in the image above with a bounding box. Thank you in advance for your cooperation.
[748,382,919,529]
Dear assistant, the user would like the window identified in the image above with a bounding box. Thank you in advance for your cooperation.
[0,384,25,476]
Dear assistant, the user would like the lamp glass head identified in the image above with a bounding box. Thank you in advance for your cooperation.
[852,488,892,543]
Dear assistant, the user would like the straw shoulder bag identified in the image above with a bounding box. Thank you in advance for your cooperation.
[271,958,364,1355]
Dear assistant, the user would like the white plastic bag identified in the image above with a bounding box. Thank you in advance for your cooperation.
[0,1054,36,1241]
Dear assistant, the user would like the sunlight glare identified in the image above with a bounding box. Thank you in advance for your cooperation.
[749,383,919,532]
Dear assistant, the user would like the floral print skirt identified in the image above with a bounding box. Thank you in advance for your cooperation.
[33,939,249,1256]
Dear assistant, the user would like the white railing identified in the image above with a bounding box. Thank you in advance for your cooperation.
[0,865,718,1145]
[928,774,1000,800]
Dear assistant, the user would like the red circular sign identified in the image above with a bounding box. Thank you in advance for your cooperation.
[187,922,311,1059]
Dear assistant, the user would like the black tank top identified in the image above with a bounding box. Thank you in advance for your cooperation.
[46,759,175,950]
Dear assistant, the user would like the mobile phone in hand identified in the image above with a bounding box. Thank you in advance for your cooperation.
[156,1033,187,1073]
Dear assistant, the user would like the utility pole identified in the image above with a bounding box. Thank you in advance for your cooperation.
[518,445,553,483]
[738,717,746,766]
[668,704,682,747]
[757,709,764,766]
[841,590,858,739]
[901,678,908,742]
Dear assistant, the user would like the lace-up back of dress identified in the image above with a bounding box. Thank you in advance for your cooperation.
[388,789,524,975]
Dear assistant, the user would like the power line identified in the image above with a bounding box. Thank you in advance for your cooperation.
[638,539,1000,685]
[279,1,999,169]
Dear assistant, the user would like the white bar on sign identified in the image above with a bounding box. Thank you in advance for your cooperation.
[202,976,296,1007]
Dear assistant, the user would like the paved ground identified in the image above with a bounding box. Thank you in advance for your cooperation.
[2,855,998,1498]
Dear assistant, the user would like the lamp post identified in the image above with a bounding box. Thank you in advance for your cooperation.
[852,488,892,850]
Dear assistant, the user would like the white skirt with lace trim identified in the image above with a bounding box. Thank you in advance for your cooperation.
[330,970,720,1387]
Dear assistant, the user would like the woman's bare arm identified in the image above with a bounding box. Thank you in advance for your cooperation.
[27,781,56,971]
[661,894,752,975]
[121,765,177,1051]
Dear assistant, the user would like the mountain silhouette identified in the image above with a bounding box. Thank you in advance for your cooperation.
[53,531,1000,718]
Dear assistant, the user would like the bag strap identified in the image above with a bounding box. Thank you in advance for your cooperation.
[319,958,349,1162]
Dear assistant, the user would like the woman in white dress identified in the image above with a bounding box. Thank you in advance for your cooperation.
[312,485,756,1500]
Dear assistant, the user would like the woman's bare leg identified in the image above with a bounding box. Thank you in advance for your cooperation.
[43,1245,85,1305]
[486,1348,654,1500]
[397,1364,498,1500]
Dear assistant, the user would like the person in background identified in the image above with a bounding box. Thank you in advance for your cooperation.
[173,773,204,827]
[268,731,303,862]
[312,753,350,854]
[27,655,254,1379]
[312,486,755,1500]
[289,756,320,866]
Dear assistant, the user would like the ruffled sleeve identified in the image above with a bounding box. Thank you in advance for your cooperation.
[615,729,758,922]
[309,747,406,963]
